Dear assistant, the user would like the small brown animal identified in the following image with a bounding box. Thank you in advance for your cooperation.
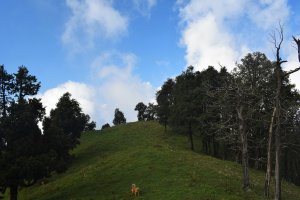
[131,184,140,196]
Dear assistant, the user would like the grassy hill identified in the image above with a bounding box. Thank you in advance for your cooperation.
[9,121,300,200]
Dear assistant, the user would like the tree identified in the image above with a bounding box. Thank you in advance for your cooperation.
[135,102,147,121]
[44,92,88,148]
[293,36,300,62]
[0,65,13,117]
[101,123,110,130]
[264,26,300,200]
[113,108,126,125]
[12,66,40,102]
[42,92,89,173]
[208,53,276,191]
[233,52,275,191]
[156,79,175,131]
[85,121,96,131]
[144,103,157,121]
[0,66,49,200]
[1,99,46,200]
[198,66,228,157]
[169,66,200,151]
[84,115,96,131]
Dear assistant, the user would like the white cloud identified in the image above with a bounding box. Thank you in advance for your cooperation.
[92,52,155,125]
[38,52,156,128]
[177,0,290,72]
[178,0,246,71]
[282,41,300,90]
[37,81,96,119]
[62,0,128,51]
[178,0,246,22]
[247,0,290,29]
[180,13,238,70]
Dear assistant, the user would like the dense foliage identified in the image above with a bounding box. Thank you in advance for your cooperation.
[156,52,300,188]
[0,66,93,200]
[113,108,126,125]
[134,102,157,121]
[43,92,91,173]
[101,123,110,130]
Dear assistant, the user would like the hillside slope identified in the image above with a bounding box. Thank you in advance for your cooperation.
[13,121,300,200]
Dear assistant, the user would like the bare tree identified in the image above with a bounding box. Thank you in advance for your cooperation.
[264,25,300,200]
[264,107,276,197]
[293,36,300,62]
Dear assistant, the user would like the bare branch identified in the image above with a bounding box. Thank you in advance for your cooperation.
[284,67,300,77]
[293,36,299,44]
[293,35,300,62]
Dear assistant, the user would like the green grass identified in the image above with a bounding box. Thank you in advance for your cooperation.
[7,121,300,199]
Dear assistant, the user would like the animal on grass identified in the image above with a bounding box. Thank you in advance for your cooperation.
[131,184,140,196]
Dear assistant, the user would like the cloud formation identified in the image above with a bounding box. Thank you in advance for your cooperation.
[58,1,158,126]
[62,0,128,51]
[37,81,96,119]
[247,0,290,29]
[92,52,155,125]
[38,52,155,128]
[178,0,290,72]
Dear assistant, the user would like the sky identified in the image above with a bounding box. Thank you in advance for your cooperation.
[0,0,300,127]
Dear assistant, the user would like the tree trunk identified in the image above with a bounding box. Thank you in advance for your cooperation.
[223,144,227,160]
[265,107,276,197]
[188,123,194,151]
[274,122,281,200]
[237,106,250,191]
[283,149,289,182]
[254,147,259,170]
[10,185,18,200]
[274,55,282,200]
[213,138,218,158]
[207,138,211,155]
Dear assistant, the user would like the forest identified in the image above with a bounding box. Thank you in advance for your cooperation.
[154,32,300,200]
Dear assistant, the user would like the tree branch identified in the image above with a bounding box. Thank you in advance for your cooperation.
[284,67,300,77]
[293,35,300,62]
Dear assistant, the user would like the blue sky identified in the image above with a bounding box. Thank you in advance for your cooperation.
[0,0,299,127]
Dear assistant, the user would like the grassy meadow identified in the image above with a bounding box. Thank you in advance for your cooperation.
[5,121,300,200]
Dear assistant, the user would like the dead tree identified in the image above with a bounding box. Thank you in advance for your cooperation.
[215,79,251,192]
[264,107,276,197]
[237,105,250,191]
[293,36,300,62]
[264,25,300,200]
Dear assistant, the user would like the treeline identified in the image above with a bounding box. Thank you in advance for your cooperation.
[0,66,95,200]
[155,52,300,192]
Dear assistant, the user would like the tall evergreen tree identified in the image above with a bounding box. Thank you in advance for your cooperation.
[169,66,200,151]
[0,66,48,200]
[42,92,90,173]
[0,65,13,117]
[156,78,175,131]
[12,66,40,102]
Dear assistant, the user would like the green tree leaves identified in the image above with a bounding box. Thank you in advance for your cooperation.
[0,66,94,200]
[113,108,126,125]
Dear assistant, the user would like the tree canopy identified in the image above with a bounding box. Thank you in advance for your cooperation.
[113,108,126,125]
[156,51,300,191]
[0,66,94,200]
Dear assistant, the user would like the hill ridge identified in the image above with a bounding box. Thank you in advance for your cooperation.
[14,121,300,200]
